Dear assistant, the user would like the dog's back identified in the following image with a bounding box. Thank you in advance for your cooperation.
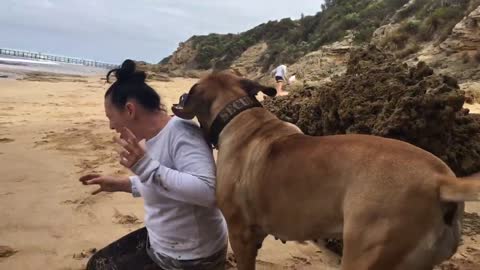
[184,72,480,270]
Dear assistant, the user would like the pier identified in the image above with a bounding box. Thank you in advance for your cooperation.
[0,48,118,69]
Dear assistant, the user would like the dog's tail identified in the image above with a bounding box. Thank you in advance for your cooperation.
[439,174,480,202]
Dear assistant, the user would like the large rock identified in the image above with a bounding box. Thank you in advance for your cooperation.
[165,39,199,70]
[276,32,354,84]
[230,42,268,80]
[263,45,480,176]
[371,23,401,45]
[441,5,480,52]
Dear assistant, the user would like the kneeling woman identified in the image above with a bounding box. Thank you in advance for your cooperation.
[80,60,228,270]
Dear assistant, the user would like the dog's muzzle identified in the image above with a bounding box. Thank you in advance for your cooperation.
[173,93,189,110]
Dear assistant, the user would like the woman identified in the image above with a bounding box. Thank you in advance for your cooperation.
[80,60,228,270]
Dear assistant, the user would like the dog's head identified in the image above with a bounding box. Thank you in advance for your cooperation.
[172,71,276,128]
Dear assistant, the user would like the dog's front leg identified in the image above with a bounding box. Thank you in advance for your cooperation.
[227,215,260,270]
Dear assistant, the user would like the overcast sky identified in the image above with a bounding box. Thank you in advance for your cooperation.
[0,0,324,64]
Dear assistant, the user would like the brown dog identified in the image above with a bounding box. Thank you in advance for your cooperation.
[172,72,480,270]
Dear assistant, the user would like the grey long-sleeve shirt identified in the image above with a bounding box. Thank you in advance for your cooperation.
[271,64,287,80]
[129,117,228,260]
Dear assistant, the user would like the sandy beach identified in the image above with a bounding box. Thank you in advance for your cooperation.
[1,72,480,270]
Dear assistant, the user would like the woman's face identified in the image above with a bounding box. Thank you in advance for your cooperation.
[104,96,131,133]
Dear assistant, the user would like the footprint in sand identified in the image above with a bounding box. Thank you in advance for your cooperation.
[256,260,277,267]
[113,209,142,225]
[225,253,278,269]
[463,212,480,236]
[13,177,26,183]
[72,248,97,260]
[291,255,312,265]
[34,139,50,147]
[466,247,480,253]
[72,196,98,209]
[0,245,18,258]
[0,138,14,143]
[61,199,81,205]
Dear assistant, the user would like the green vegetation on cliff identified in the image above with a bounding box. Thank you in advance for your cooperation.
[161,0,477,71]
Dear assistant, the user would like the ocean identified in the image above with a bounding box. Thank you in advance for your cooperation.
[0,55,112,77]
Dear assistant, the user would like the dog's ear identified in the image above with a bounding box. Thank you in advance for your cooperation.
[239,79,277,97]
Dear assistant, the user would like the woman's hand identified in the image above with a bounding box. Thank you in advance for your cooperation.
[79,174,131,194]
[114,127,146,169]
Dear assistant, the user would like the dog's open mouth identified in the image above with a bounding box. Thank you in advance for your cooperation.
[172,93,189,110]
[172,93,195,120]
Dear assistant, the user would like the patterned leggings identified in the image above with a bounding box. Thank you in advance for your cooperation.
[86,227,226,270]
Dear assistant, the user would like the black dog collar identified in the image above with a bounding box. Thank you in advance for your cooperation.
[209,96,262,148]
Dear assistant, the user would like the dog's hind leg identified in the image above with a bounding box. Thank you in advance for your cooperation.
[340,214,437,270]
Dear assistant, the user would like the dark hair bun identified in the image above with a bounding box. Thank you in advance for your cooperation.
[107,59,146,83]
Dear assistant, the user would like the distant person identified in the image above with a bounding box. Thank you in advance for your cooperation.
[271,64,288,96]
[80,59,228,270]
